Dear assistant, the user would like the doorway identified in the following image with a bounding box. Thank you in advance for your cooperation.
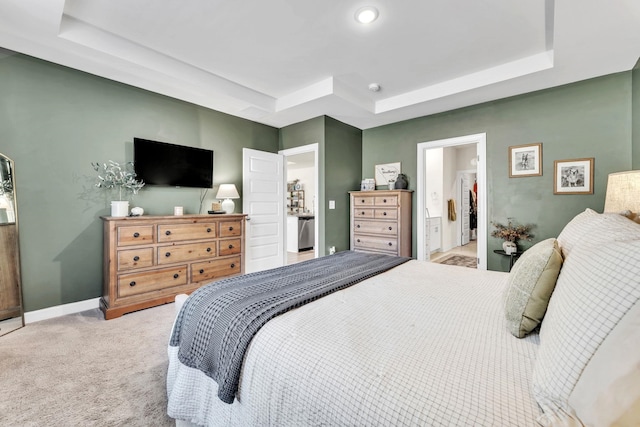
[416,133,487,269]
[279,144,319,264]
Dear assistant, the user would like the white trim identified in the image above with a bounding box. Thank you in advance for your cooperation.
[279,143,320,260]
[24,297,101,324]
[417,133,487,269]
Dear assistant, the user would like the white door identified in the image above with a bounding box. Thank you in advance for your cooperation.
[242,148,285,273]
[460,174,471,246]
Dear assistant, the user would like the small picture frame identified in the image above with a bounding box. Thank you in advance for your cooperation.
[553,158,594,195]
[374,162,401,186]
[509,143,542,177]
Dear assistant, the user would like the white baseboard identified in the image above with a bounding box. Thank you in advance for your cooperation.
[24,297,101,324]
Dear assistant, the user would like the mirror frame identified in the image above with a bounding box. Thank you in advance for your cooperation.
[0,152,24,336]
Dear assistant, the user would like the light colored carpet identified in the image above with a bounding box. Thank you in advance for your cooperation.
[0,303,176,427]
[436,255,477,269]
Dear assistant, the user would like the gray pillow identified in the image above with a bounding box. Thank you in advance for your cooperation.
[504,238,563,338]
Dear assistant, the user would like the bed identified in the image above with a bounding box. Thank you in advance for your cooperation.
[167,209,640,427]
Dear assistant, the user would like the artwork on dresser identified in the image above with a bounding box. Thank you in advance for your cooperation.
[553,158,594,194]
[374,162,401,187]
[508,143,542,177]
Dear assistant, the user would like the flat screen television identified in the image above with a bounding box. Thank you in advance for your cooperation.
[133,138,214,188]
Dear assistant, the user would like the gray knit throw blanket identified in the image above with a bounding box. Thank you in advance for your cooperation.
[169,250,410,404]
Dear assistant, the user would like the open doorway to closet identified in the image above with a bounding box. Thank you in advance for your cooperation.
[416,133,487,269]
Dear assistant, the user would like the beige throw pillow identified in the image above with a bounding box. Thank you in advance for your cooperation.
[504,238,563,338]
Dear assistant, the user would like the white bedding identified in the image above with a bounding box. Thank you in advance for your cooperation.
[167,260,542,426]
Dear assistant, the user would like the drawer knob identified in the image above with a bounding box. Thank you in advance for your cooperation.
[361,211,365,215]
[383,212,387,216]
[133,256,140,261]
[165,230,171,236]
[383,199,387,203]
[165,252,171,257]
[129,281,136,287]
[199,269,204,274]
[173,273,179,279]
[133,232,140,238]
[230,263,236,268]
[388,227,392,231]
[228,244,233,249]
[361,199,365,203]
[207,228,212,233]
[228,226,234,231]
[357,239,361,243]
[206,247,212,252]
[356,224,360,228]
[388,242,393,246]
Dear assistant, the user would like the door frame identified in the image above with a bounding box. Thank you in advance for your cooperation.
[416,133,487,269]
[279,143,319,260]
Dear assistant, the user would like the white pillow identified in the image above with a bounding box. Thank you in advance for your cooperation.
[532,238,640,422]
[556,208,640,259]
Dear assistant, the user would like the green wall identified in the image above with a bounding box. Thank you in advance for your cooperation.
[633,62,640,169]
[279,116,362,255]
[1,53,279,311]
[363,72,634,270]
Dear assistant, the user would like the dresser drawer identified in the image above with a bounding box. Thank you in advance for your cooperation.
[117,248,154,271]
[354,220,397,236]
[219,221,242,237]
[375,195,398,206]
[117,225,154,247]
[353,234,398,253]
[353,208,375,218]
[157,223,217,243]
[157,242,217,264]
[374,209,398,220]
[191,256,241,283]
[117,266,187,298]
[219,238,241,256]
[353,196,375,206]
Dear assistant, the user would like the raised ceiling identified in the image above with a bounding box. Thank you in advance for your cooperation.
[1,0,639,129]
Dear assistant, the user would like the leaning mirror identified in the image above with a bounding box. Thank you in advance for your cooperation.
[0,153,24,336]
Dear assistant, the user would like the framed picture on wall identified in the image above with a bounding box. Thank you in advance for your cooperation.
[509,143,542,177]
[553,158,595,194]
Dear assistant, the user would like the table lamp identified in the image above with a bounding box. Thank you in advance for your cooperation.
[216,184,240,214]
[603,170,640,223]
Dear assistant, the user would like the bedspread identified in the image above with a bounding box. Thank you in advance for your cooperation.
[169,251,410,403]
[168,260,542,426]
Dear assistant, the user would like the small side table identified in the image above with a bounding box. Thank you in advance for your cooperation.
[493,249,523,272]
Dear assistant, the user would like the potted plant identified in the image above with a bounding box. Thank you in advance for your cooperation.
[491,219,533,254]
[92,161,145,217]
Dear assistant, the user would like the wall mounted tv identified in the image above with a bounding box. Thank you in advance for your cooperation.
[133,138,213,188]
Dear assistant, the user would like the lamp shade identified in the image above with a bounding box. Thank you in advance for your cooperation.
[604,170,640,220]
[216,184,240,200]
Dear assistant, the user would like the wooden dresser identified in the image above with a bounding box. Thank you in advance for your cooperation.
[100,214,246,319]
[349,190,413,257]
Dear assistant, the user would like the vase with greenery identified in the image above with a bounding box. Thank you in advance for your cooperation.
[491,219,533,254]
[92,161,145,217]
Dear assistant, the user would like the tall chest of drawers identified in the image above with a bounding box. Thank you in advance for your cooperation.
[349,190,413,257]
[100,214,246,319]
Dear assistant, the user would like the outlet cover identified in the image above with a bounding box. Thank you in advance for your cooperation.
[329,200,335,209]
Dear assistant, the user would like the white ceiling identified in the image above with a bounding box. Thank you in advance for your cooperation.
[1,0,639,130]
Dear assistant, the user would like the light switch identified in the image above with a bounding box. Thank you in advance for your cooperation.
[329,200,335,209]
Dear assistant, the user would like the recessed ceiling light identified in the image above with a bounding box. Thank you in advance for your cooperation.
[355,6,379,24]
[368,83,381,92]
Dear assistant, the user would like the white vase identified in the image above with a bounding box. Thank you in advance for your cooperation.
[503,241,517,255]
[111,201,129,217]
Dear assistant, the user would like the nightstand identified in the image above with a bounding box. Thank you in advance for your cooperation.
[493,249,523,272]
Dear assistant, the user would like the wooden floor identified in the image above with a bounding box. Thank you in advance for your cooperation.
[430,240,477,263]
[287,250,315,265]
